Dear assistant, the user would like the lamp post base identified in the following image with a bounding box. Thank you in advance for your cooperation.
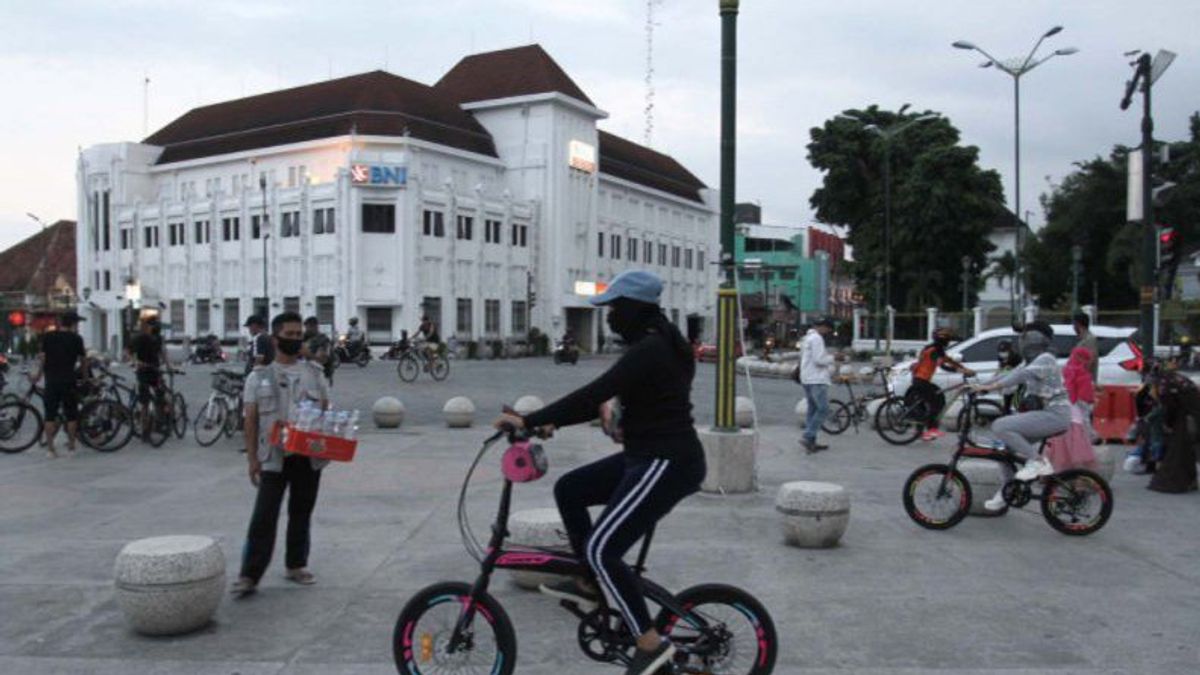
[698,427,757,494]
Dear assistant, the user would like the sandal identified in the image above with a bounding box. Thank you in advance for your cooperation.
[285,568,316,585]
[230,577,257,597]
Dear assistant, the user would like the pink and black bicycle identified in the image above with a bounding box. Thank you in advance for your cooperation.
[392,427,778,675]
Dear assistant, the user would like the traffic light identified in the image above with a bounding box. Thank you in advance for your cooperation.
[6,311,25,327]
[1158,225,1180,298]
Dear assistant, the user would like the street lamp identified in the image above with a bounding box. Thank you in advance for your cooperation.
[953,26,1078,312]
[873,266,883,352]
[1071,244,1083,312]
[961,255,972,337]
[259,173,270,314]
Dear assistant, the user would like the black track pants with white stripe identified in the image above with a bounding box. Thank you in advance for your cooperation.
[554,450,705,636]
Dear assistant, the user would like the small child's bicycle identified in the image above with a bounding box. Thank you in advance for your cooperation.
[901,390,1113,536]
[392,427,778,674]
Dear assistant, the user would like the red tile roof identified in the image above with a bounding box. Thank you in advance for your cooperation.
[598,131,707,203]
[145,71,497,164]
[435,45,594,106]
[0,220,77,295]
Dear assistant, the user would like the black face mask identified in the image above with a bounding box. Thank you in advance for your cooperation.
[606,304,638,342]
[276,337,303,356]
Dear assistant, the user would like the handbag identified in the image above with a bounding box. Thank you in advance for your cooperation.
[1018,394,1045,412]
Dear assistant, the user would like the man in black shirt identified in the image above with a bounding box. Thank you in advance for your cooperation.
[34,311,88,458]
[127,317,165,427]
[244,315,274,374]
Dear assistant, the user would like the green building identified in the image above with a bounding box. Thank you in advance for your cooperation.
[734,225,829,345]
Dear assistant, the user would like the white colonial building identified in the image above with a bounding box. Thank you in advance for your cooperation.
[76,45,717,353]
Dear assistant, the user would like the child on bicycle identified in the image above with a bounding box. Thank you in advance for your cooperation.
[910,327,975,441]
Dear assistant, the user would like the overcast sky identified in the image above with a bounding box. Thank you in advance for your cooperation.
[1,0,1197,251]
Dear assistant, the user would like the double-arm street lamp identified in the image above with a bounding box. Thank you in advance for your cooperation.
[952,27,1078,312]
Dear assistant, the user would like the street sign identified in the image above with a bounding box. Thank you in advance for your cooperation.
[1127,152,1144,221]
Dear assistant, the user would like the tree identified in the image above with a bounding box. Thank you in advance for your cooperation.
[807,106,1003,312]
[986,250,1018,314]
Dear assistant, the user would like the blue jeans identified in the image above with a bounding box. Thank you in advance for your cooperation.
[803,384,830,443]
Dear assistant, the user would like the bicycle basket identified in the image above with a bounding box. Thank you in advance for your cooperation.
[213,372,243,396]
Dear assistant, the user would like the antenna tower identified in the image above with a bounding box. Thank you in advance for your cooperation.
[644,0,663,147]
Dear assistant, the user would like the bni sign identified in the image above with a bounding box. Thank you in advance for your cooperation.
[351,164,408,187]
[568,140,596,174]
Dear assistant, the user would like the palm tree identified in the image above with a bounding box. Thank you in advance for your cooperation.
[987,251,1018,316]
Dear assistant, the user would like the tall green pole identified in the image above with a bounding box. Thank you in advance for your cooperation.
[714,0,739,430]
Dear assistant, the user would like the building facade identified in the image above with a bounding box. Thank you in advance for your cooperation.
[76,46,718,354]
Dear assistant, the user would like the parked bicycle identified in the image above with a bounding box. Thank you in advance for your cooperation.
[901,388,1113,536]
[875,375,1004,445]
[821,366,894,435]
[392,426,778,675]
[194,369,246,446]
[396,340,450,382]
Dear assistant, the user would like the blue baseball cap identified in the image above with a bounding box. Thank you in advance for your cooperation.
[590,270,663,306]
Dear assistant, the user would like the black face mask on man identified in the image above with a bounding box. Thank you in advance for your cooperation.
[605,299,650,343]
[276,336,303,356]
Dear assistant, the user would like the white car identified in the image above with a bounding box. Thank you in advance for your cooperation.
[890,324,1142,396]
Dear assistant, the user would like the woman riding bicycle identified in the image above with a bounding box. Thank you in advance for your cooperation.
[971,320,1071,511]
[493,269,705,675]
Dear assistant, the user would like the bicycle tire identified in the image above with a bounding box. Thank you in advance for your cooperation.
[902,464,971,530]
[172,392,188,439]
[398,355,420,383]
[79,400,133,452]
[429,356,450,381]
[393,581,516,675]
[1040,469,1113,536]
[822,400,852,435]
[655,582,778,675]
[142,406,169,447]
[223,398,243,438]
[875,396,923,445]
[194,398,228,447]
[356,350,371,367]
[0,401,43,453]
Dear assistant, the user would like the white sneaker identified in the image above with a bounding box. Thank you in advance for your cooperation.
[1014,457,1054,481]
[984,491,1007,511]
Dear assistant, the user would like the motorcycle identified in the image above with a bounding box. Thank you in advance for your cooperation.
[333,335,372,368]
[552,340,579,365]
[188,335,228,364]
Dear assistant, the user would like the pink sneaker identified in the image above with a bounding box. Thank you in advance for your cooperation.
[920,430,938,442]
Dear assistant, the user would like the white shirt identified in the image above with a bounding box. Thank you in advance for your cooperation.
[799,329,835,385]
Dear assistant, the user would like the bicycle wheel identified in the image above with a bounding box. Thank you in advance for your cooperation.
[141,406,169,448]
[429,355,450,381]
[393,581,516,675]
[398,355,420,383]
[1040,469,1113,536]
[957,399,1005,437]
[79,399,133,452]
[194,398,228,447]
[822,400,852,435]
[171,393,188,438]
[0,401,43,453]
[875,397,923,445]
[223,398,243,437]
[655,583,778,675]
[902,464,971,530]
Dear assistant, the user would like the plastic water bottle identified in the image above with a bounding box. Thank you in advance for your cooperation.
[346,411,360,440]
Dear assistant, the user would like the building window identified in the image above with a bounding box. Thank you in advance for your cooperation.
[644,240,653,264]
[456,215,474,240]
[283,296,300,314]
[143,225,159,248]
[485,219,502,244]
[629,237,638,262]
[697,250,705,271]
[672,245,681,268]
[253,297,268,321]
[196,299,210,333]
[422,210,444,237]
[281,211,300,238]
[456,298,473,337]
[194,220,210,245]
[103,270,111,290]
[223,298,240,336]
[484,299,500,335]
[658,243,667,266]
[422,296,442,336]
[169,300,184,332]
[316,296,335,327]
[102,190,111,251]
[251,214,263,239]
[685,249,693,269]
[313,207,335,235]
[612,234,621,260]
[222,217,240,242]
[120,228,131,250]
[362,204,396,234]
[366,307,392,343]
[511,300,528,335]
[597,232,605,258]
[511,223,527,247]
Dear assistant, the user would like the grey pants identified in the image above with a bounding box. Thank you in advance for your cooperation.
[992,406,1072,460]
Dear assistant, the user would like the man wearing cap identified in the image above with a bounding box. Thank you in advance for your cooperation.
[33,311,88,458]
[799,317,837,454]
[493,270,706,675]
[244,315,274,375]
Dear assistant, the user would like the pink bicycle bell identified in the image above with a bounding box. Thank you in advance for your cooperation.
[501,441,548,483]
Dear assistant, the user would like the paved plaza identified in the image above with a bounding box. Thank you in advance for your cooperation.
[1,356,1198,674]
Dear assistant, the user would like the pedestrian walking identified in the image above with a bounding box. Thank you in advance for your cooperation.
[1072,312,1099,382]
[301,316,333,385]
[232,312,330,596]
[799,317,837,454]
[244,315,274,375]
[32,311,88,458]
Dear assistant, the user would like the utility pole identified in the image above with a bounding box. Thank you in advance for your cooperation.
[1070,244,1082,313]
[960,256,971,337]
[714,0,739,431]
[259,173,270,313]
[873,267,882,352]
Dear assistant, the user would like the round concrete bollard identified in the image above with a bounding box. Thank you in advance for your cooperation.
[735,396,755,428]
[794,399,808,426]
[113,535,225,636]
[865,398,887,429]
[957,458,1007,516]
[776,482,850,548]
[372,396,405,428]
[442,396,475,428]
[513,395,544,416]
[507,508,571,590]
[1092,444,1121,481]
[942,400,964,432]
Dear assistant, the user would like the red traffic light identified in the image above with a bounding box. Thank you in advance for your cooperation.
[7,311,25,327]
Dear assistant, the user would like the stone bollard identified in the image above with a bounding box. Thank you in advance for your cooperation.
[507,508,571,590]
[865,398,887,429]
[735,396,755,428]
[957,458,1007,516]
[1092,444,1122,481]
[942,400,964,432]
[113,535,225,636]
[698,427,757,494]
[372,396,405,428]
[794,399,808,427]
[513,395,544,416]
[776,482,850,548]
[443,396,475,428]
